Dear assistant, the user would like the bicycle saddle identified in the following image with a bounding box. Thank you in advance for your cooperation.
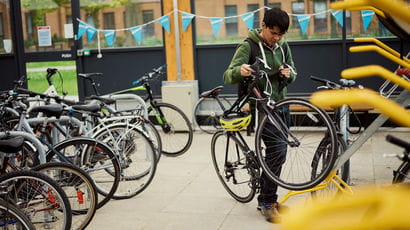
[0,136,24,153]
[200,86,224,98]
[78,73,103,79]
[72,103,101,113]
[30,104,64,118]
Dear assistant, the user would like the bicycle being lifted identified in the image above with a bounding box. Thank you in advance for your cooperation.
[211,57,338,203]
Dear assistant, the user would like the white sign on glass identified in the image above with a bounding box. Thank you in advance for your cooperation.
[64,24,74,39]
[38,26,52,46]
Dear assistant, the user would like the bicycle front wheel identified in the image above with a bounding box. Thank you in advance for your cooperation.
[0,170,72,230]
[0,198,36,230]
[255,98,337,191]
[194,97,231,134]
[149,102,193,156]
[211,131,256,203]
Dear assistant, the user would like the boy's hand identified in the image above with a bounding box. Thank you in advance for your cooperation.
[279,65,290,78]
[240,64,255,77]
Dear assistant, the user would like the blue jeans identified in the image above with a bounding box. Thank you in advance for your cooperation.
[257,106,290,205]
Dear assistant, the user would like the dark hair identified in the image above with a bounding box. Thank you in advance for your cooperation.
[263,8,290,33]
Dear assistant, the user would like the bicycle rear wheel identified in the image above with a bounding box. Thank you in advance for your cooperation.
[194,97,231,134]
[255,98,337,191]
[211,131,256,203]
[46,137,121,209]
[0,170,72,230]
[0,198,35,230]
[33,162,98,230]
[149,102,193,156]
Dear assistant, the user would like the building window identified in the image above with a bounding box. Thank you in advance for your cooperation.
[268,2,282,9]
[0,13,4,39]
[314,1,327,32]
[225,5,237,36]
[142,10,154,37]
[66,15,72,24]
[103,12,115,29]
[247,4,260,29]
[291,2,304,30]
[85,14,94,27]
[25,12,33,39]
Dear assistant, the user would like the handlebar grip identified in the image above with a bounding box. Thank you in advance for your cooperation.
[386,135,410,152]
[132,80,140,86]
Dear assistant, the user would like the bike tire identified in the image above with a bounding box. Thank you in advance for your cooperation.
[0,170,72,230]
[33,162,98,230]
[194,97,231,134]
[393,161,409,184]
[255,98,338,191]
[46,137,121,209]
[211,131,256,203]
[0,198,36,230]
[311,135,349,200]
[92,123,157,199]
[149,102,193,156]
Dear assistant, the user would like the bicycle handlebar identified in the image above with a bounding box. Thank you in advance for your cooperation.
[132,64,166,86]
[15,88,76,105]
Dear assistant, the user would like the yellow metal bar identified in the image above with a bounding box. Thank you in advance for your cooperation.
[349,45,410,68]
[310,88,410,127]
[353,38,409,61]
[330,0,410,23]
[341,65,410,91]
[347,6,386,18]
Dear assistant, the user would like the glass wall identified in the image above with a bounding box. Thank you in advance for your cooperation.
[0,0,12,54]
[20,0,74,52]
[194,0,395,45]
[79,0,163,49]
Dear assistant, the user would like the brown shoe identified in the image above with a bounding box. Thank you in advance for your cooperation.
[257,203,289,214]
[259,203,281,223]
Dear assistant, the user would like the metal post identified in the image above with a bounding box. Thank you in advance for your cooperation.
[173,0,182,81]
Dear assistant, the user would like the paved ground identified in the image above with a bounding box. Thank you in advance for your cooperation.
[87,128,409,230]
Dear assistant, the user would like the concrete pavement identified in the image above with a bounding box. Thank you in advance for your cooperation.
[87,128,409,230]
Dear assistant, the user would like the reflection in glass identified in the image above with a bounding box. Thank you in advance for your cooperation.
[80,0,163,48]
[21,0,73,52]
[0,0,12,54]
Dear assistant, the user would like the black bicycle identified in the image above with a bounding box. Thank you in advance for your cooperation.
[211,58,338,198]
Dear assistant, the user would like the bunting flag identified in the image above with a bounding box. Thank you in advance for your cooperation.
[77,21,88,39]
[297,14,311,35]
[361,10,374,31]
[103,30,116,47]
[182,12,195,31]
[157,15,171,33]
[330,10,344,27]
[129,26,143,45]
[240,12,255,30]
[86,27,97,43]
[209,17,223,37]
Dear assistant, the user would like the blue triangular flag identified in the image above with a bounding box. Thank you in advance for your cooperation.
[103,30,116,47]
[86,27,97,43]
[157,15,170,33]
[129,26,143,45]
[330,10,344,27]
[209,17,223,37]
[77,21,88,39]
[297,14,311,35]
[182,12,195,32]
[240,12,255,30]
[361,10,374,31]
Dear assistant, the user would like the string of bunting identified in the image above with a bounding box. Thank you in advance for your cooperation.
[76,6,375,56]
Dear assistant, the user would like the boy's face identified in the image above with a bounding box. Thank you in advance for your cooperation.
[261,22,285,46]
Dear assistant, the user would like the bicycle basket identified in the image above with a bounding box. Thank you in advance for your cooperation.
[220,112,252,131]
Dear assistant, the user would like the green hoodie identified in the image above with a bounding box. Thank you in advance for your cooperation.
[223,29,297,101]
